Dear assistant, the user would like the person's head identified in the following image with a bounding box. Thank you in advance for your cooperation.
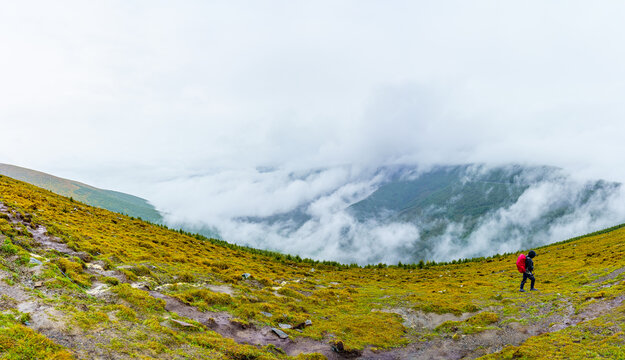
[528,250,536,258]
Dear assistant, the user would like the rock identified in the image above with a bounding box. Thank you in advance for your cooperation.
[278,323,292,329]
[242,273,251,279]
[86,284,110,296]
[271,328,289,339]
[33,281,44,288]
[294,319,312,329]
[260,311,273,318]
[170,319,197,328]
[29,257,42,265]
[86,263,105,272]
[130,282,150,290]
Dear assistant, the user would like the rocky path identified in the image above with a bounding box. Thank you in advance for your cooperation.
[148,290,343,359]
[0,202,345,359]
[0,204,116,358]
[373,290,625,359]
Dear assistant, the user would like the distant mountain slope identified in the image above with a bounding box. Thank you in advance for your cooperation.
[215,164,623,264]
[0,163,162,223]
[348,164,621,254]
[350,165,529,222]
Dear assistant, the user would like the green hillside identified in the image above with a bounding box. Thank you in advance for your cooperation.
[2,174,625,359]
[0,163,162,223]
[349,165,620,258]
[349,165,531,239]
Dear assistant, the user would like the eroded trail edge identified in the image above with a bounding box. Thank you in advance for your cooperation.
[0,202,345,359]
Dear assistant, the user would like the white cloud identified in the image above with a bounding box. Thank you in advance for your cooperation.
[430,173,625,262]
[2,1,625,185]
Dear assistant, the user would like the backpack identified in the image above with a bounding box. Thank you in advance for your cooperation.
[516,254,526,273]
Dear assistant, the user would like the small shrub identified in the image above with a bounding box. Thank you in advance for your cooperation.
[467,312,499,326]
[119,269,138,282]
[0,324,74,359]
[177,271,194,283]
[129,265,153,277]
[173,289,233,311]
[115,305,138,322]
[102,276,120,286]
[55,258,92,288]
[111,284,165,312]
[1,238,18,255]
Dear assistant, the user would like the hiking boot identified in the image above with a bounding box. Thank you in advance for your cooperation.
[530,288,538,291]
[519,289,526,292]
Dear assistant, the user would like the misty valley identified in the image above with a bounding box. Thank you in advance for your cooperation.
[169,164,623,265]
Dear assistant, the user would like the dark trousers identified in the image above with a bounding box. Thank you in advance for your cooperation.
[521,272,535,290]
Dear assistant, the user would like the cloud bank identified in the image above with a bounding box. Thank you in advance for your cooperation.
[149,165,625,265]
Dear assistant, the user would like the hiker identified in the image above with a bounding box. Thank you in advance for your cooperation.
[517,250,537,292]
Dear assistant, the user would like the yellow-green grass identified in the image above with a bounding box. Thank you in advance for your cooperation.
[2,174,625,357]
[0,323,74,360]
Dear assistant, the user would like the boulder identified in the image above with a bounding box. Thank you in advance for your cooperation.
[271,327,289,339]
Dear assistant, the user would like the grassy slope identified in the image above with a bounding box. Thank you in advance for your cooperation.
[0,164,162,223]
[1,174,625,358]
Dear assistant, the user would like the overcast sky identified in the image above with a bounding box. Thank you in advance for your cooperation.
[2,1,625,191]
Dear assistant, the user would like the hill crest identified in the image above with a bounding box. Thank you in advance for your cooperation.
[0,163,162,223]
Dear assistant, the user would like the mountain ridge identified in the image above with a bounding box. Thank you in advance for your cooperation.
[0,163,163,223]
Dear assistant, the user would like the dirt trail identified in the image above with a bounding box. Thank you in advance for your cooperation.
[0,204,118,359]
[0,203,343,359]
[371,292,625,360]
[592,266,625,285]
[150,291,342,359]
